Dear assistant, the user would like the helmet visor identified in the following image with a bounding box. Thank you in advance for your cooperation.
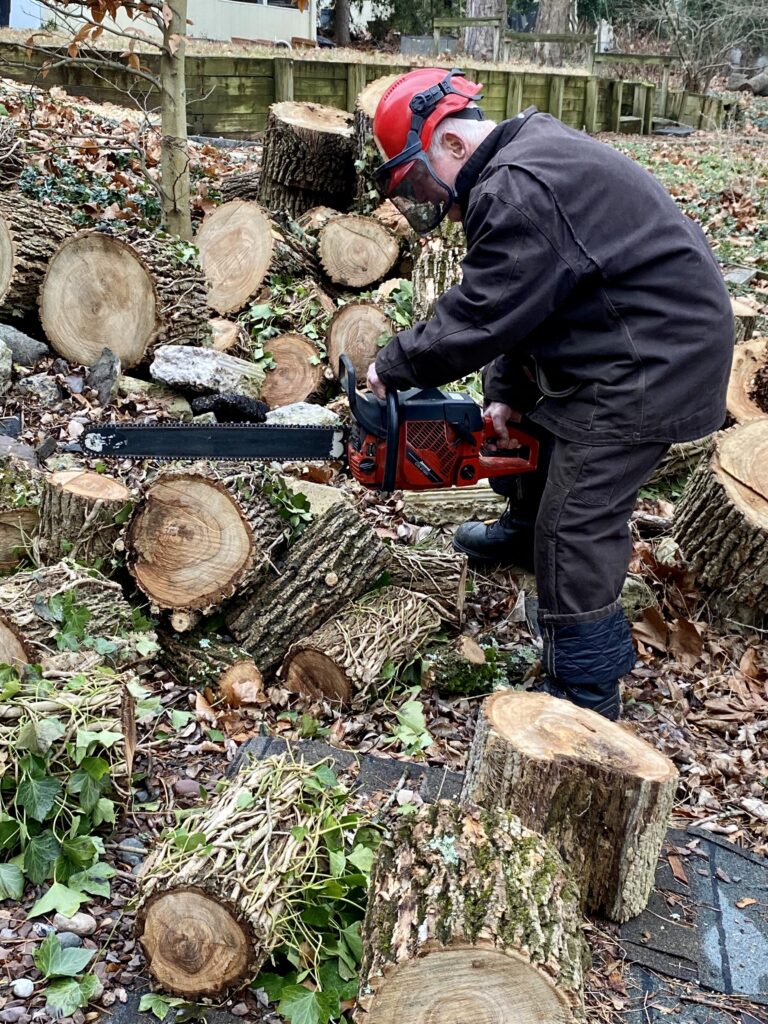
[374,153,454,234]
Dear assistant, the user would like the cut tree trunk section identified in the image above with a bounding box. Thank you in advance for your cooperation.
[385,544,467,623]
[150,345,266,399]
[732,297,757,343]
[728,337,768,424]
[401,481,506,527]
[673,421,768,614]
[158,628,263,705]
[318,214,400,288]
[647,438,711,485]
[282,585,441,706]
[412,231,466,321]
[259,333,323,408]
[40,229,211,368]
[37,470,132,568]
[0,191,73,319]
[220,169,260,204]
[353,76,398,212]
[196,200,317,315]
[326,301,393,382]
[355,801,585,1024]
[462,689,678,922]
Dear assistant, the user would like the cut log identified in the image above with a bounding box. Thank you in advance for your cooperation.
[385,544,467,623]
[37,470,132,568]
[0,117,23,189]
[0,191,73,319]
[258,101,354,218]
[136,755,341,998]
[402,481,506,527]
[196,200,318,315]
[296,205,339,232]
[227,501,387,675]
[39,229,211,368]
[0,453,41,574]
[353,75,398,213]
[462,690,679,923]
[412,230,466,322]
[371,200,412,239]
[326,300,392,382]
[318,214,400,288]
[282,585,441,706]
[672,421,768,613]
[0,560,157,669]
[126,470,255,617]
[259,332,324,408]
[210,319,248,354]
[728,336,768,424]
[355,800,585,1024]
[732,297,757,343]
[219,169,260,204]
[647,437,711,485]
[150,345,265,398]
[743,70,768,96]
[421,635,494,697]
[157,628,263,703]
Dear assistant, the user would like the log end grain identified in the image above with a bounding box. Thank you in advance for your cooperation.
[49,469,131,503]
[727,337,767,425]
[319,215,399,288]
[327,301,393,382]
[0,613,30,668]
[259,332,323,408]
[196,200,274,315]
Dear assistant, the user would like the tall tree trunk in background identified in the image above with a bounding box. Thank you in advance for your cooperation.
[335,0,351,45]
[462,0,502,60]
[534,0,570,65]
[160,0,192,240]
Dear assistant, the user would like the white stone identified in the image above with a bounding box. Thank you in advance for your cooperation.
[52,911,97,936]
[12,979,34,999]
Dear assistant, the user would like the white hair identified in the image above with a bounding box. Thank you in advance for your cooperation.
[427,106,496,160]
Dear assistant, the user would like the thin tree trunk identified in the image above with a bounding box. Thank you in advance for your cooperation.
[534,0,570,65]
[335,0,351,45]
[463,0,501,60]
[160,0,192,240]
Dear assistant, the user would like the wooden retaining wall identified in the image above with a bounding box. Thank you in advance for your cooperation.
[0,44,724,138]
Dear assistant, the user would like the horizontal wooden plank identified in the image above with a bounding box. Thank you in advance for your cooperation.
[434,16,501,26]
[196,112,266,134]
[195,76,275,102]
[189,56,275,77]
[505,31,594,43]
[294,61,349,80]
[593,52,674,66]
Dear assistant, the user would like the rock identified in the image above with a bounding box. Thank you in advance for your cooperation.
[0,436,38,465]
[0,1008,26,1023]
[32,922,55,938]
[52,912,97,937]
[0,416,21,437]
[173,778,202,799]
[87,347,121,407]
[133,789,150,802]
[121,853,141,867]
[0,339,12,395]
[16,372,60,405]
[0,324,49,366]
[57,931,83,948]
[12,979,34,999]
[121,836,146,850]
[265,402,341,427]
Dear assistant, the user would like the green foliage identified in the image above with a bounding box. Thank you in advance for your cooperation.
[240,275,332,363]
[260,473,314,541]
[33,933,99,1018]
[384,690,434,755]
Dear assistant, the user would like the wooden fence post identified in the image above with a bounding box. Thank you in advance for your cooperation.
[611,79,624,132]
[548,75,564,121]
[346,62,367,113]
[505,73,524,118]
[660,65,670,117]
[643,84,655,133]
[274,57,294,103]
[583,75,598,133]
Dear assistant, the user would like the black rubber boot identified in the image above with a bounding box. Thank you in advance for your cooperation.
[452,503,535,569]
[530,675,621,721]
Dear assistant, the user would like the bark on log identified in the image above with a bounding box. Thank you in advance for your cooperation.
[258,102,354,218]
[0,118,23,189]
[158,628,263,703]
[282,585,441,706]
[647,438,711,485]
[326,300,393,382]
[672,421,768,613]
[353,76,398,213]
[259,332,324,408]
[150,344,266,398]
[412,231,466,322]
[136,755,341,998]
[732,297,757,343]
[355,800,585,1024]
[727,337,768,424]
[462,690,679,923]
[385,544,467,623]
[39,228,211,368]
[318,214,400,288]
[0,191,73,320]
[401,481,507,527]
[227,502,387,675]
[219,169,260,204]
[0,560,157,669]
[37,470,133,568]
[196,200,318,315]
[0,453,41,574]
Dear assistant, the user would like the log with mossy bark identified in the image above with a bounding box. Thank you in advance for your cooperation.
[157,628,263,705]
[135,755,346,999]
[727,336,768,425]
[37,470,133,569]
[39,228,212,368]
[0,560,157,670]
[0,191,74,320]
[282,586,441,706]
[355,800,586,1024]
[385,545,467,623]
[352,76,399,213]
[462,690,678,923]
[227,502,388,676]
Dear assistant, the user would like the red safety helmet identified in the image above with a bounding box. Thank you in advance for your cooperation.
[373,68,485,234]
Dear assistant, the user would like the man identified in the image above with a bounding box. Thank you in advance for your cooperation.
[366,68,733,721]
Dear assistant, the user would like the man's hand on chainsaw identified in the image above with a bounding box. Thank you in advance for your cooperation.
[485,402,523,449]
[366,362,387,400]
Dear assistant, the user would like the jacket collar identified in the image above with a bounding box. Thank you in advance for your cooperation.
[455,106,539,216]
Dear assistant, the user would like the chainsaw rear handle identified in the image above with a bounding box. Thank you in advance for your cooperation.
[480,415,540,476]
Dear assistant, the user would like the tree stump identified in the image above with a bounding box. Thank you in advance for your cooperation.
[462,690,679,923]
[355,800,585,1024]
[196,200,318,315]
[673,421,768,613]
[412,228,466,322]
[326,301,393,382]
[38,470,132,568]
[258,101,354,218]
[0,191,73,319]
[227,502,387,676]
[353,76,398,213]
[39,229,211,368]
[732,297,757,344]
[150,345,266,399]
[318,214,400,288]
[728,336,768,424]
[259,333,324,408]
[282,586,441,706]
[0,453,41,574]
[385,544,467,623]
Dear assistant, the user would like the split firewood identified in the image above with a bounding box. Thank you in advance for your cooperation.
[0,560,157,669]
[258,102,354,219]
[732,296,757,343]
[0,453,41,574]
[195,200,318,315]
[385,544,467,623]
[227,501,387,675]
[647,437,711,485]
[727,336,768,424]
[462,690,679,922]
[40,228,211,368]
[318,214,400,288]
[0,117,23,188]
[282,586,441,706]
[673,421,768,614]
[412,227,466,322]
[326,300,393,381]
[259,333,324,408]
[401,481,507,527]
[353,76,398,212]
[355,801,586,1023]
[219,169,260,204]
[150,345,266,399]
[136,755,347,998]
[37,469,133,568]
[0,191,73,320]
[157,628,263,705]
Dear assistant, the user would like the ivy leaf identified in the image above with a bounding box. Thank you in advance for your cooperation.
[139,992,186,1020]
[60,835,99,870]
[67,769,103,814]
[0,817,21,850]
[278,984,336,1024]
[34,932,94,978]
[92,797,116,827]
[69,860,115,898]
[347,845,374,876]
[45,975,98,1016]
[17,774,62,821]
[0,862,24,900]
[24,831,61,884]
[135,636,159,657]
[318,960,357,1002]
[254,971,290,1002]
[28,881,88,918]
[17,717,66,754]
[340,921,363,963]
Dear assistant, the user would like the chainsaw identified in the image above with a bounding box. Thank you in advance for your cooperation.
[78,355,539,492]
